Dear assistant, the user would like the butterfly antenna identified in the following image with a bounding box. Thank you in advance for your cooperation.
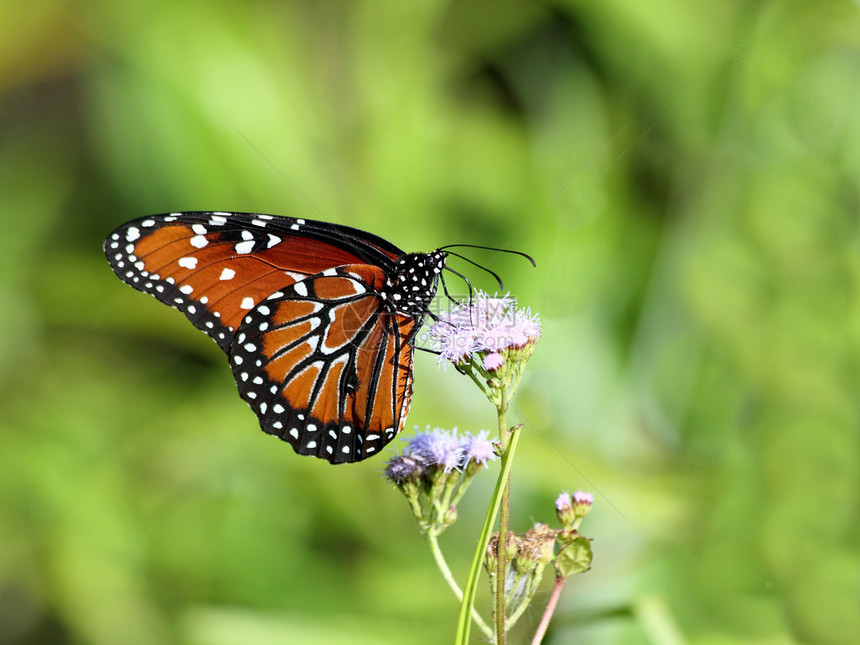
[445,251,506,291]
[438,270,459,305]
[438,243,536,268]
[442,265,474,314]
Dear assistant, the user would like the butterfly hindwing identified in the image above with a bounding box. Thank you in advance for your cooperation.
[229,264,416,464]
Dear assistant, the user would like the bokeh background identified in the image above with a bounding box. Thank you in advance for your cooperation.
[2,1,858,643]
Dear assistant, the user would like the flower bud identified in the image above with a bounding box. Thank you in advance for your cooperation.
[571,490,593,520]
[555,491,575,526]
[384,455,426,485]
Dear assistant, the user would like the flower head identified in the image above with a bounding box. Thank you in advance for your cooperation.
[459,430,498,467]
[428,291,541,366]
[483,352,505,372]
[384,455,426,485]
[405,427,465,472]
[386,427,498,537]
[572,490,593,518]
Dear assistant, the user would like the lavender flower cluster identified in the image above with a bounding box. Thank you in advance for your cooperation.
[385,427,498,483]
[428,291,541,369]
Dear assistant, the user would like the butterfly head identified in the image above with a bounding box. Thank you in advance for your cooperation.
[388,251,446,315]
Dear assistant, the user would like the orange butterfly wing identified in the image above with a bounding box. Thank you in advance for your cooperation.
[229,265,416,463]
[105,212,402,350]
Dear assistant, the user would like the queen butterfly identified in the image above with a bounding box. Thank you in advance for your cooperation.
[106,212,498,463]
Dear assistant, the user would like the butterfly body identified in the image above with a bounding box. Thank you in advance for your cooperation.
[105,212,444,463]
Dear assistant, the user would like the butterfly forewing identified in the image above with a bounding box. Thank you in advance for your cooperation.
[228,265,416,463]
[104,212,402,351]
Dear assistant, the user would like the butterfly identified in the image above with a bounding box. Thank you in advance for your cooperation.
[106,212,468,463]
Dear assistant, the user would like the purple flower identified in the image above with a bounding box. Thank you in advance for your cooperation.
[556,490,593,526]
[428,291,541,365]
[572,491,593,505]
[384,455,426,484]
[459,430,498,466]
[555,491,572,513]
[483,352,505,371]
[406,427,465,472]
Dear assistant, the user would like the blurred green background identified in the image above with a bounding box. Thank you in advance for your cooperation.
[2,1,858,643]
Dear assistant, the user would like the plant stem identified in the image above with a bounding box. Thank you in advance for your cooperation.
[427,533,493,639]
[495,394,510,645]
[454,425,521,645]
[530,576,567,645]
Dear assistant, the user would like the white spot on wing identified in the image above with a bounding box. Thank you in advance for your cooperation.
[294,282,308,297]
[141,219,155,227]
[240,297,254,309]
[219,268,235,281]
[192,224,207,235]
[235,240,254,254]
[178,257,198,269]
[190,235,208,248]
[266,234,281,248]
[180,285,193,294]
[126,227,140,241]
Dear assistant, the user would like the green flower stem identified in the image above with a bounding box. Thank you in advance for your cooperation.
[427,533,493,639]
[454,423,521,645]
[495,393,510,645]
[530,576,566,645]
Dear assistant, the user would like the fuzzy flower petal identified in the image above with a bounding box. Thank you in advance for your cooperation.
[460,430,498,466]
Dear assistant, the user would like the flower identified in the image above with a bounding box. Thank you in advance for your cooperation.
[385,427,498,537]
[384,455,426,485]
[428,291,541,366]
[459,430,498,467]
[556,490,593,528]
[483,352,505,371]
[571,490,593,518]
[406,427,465,472]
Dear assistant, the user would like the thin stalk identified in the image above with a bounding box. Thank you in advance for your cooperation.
[454,425,522,645]
[427,533,493,639]
[495,395,510,644]
[530,576,566,645]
